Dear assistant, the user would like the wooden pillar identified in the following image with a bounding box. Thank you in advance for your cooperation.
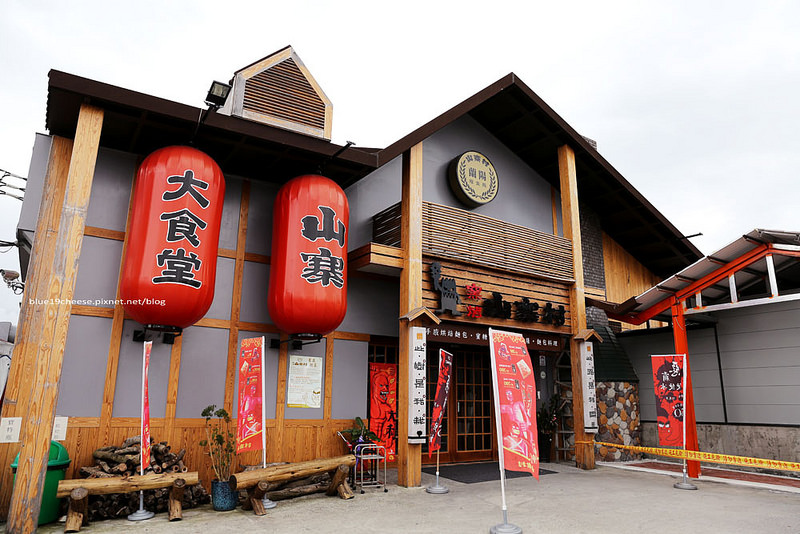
[557,144,595,470]
[6,103,104,533]
[0,137,73,518]
[671,302,701,478]
[397,142,423,487]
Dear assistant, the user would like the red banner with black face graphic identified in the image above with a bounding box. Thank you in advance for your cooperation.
[140,341,152,472]
[489,329,539,478]
[429,349,453,457]
[368,363,397,462]
[651,354,685,447]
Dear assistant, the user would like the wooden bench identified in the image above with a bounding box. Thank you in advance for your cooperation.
[229,454,357,515]
[56,472,199,532]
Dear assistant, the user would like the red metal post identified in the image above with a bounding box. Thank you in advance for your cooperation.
[671,301,701,478]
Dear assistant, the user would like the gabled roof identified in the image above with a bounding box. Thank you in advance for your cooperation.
[376,73,702,277]
[44,69,701,277]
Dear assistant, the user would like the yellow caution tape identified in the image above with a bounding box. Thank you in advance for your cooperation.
[578,441,800,473]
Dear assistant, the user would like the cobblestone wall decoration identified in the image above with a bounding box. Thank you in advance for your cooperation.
[595,381,642,462]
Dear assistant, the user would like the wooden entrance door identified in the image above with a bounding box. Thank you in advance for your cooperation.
[425,345,496,463]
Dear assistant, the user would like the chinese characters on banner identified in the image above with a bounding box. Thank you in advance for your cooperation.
[140,341,152,471]
[287,355,323,408]
[368,363,397,462]
[237,337,265,453]
[579,342,599,433]
[428,349,453,457]
[488,329,539,478]
[408,327,427,443]
[651,354,685,447]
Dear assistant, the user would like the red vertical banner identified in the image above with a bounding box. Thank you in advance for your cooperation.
[429,349,453,457]
[140,341,152,471]
[237,337,265,453]
[368,363,397,462]
[489,329,539,478]
[651,354,686,448]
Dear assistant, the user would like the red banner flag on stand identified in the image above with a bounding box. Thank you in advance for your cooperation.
[237,337,265,454]
[429,349,453,458]
[140,341,152,472]
[489,328,539,478]
[651,354,686,448]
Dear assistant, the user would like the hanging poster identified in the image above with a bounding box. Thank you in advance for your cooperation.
[237,337,265,453]
[428,349,453,457]
[489,329,539,478]
[287,355,323,408]
[651,354,685,447]
[140,341,152,471]
[368,363,397,462]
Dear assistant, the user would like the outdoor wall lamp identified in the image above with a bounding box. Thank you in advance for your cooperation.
[204,81,231,108]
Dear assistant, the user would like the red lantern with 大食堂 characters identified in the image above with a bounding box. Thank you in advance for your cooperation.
[268,174,348,337]
[120,146,226,330]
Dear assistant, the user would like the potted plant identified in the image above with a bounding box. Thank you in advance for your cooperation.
[536,394,562,463]
[200,404,237,510]
[339,416,379,449]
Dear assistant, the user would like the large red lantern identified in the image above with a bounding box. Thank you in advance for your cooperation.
[120,146,226,329]
[268,174,348,337]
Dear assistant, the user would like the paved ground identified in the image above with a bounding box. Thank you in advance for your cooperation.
[7,462,800,534]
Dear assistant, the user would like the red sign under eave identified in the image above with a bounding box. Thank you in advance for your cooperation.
[120,146,226,329]
[267,174,349,336]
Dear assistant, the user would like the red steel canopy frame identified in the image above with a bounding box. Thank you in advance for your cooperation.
[595,230,800,479]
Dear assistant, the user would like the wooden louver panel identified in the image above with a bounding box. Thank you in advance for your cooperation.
[243,58,325,130]
[373,201,575,282]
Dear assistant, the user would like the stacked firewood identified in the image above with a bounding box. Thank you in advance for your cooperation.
[80,436,187,478]
[76,436,209,520]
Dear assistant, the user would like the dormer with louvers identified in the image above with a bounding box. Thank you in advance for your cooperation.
[220,46,332,140]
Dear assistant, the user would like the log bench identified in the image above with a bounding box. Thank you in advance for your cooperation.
[229,454,357,515]
[56,472,199,532]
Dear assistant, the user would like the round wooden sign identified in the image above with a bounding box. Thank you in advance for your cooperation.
[448,151,499,207]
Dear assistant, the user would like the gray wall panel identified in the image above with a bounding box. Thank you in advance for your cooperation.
[231,332,279,419]
[73,236,124,307]
[245,181,279,255]
[86,148,137,232]
[18,134,51,233]
[621,327,724,423]
[338,277,399,337]
[57,316,113,417]
[422,116,553,233]
[112,320,172,417]
[175,326,230,419]
[240,261,270,324]
[203,257,235,320]
[331,339,368,419]
[218,176,242,250]
[345,156,402,250]
[284,338,326,420]
[622,299,800,426]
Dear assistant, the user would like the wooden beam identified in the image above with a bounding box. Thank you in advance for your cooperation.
[0,136,73,518]
[7,104,104,533]
[557,144,594,470]
[397,143,423,487]
[224,181,249,414]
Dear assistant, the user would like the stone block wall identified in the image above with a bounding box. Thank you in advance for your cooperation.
[595,381,642,462]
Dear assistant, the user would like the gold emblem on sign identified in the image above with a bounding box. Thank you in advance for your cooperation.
[448,151,499,207]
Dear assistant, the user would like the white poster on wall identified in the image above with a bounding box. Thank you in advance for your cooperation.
[286,355,323,408]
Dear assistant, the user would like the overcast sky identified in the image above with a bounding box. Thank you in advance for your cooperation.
[0,1,798,324]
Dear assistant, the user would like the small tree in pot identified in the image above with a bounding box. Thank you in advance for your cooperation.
[536,394,562,462]
[200,405,237,510]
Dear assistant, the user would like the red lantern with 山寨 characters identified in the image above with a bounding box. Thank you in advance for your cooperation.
[268,174,348,337]
[120,146,225,329]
